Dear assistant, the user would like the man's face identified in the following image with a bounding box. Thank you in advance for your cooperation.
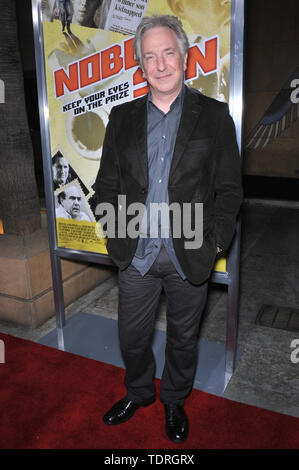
[72,0,101,25]
[169,0,231,57]
[61,187,81,218]
[53,157,69,185]
[141,26,187,101]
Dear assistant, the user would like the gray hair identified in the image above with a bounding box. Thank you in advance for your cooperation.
[134,15,189,67]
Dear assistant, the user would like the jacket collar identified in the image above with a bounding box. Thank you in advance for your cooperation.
[132,95,149,188]
[169,85,203,181]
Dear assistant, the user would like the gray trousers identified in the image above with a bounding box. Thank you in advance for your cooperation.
[118,245,208,405]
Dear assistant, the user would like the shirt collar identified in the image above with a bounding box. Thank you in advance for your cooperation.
[147,83,185,113]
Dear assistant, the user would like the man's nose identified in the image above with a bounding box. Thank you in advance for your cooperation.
[156,55,166,71]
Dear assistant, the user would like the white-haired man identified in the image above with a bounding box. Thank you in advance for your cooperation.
[96,15,242,443]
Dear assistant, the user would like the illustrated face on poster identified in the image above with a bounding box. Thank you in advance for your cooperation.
[167,0,231,57]
[52,152,70,187]
[56,182,93,220]
[58,186,82,218]
[40,0,232,257]
[59,186,79,218]
[167,0,231,102]
[72,0,103,27]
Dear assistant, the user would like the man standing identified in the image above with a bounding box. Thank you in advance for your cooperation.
[96,15,242,443]
[58,0,72,33]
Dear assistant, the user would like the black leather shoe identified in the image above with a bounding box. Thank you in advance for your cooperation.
[164,404,189,443]
[103,396,155,425]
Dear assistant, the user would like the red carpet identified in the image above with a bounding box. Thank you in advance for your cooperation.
[0,331,298,449]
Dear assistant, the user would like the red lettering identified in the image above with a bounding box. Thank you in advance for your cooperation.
[133,67,149,98]
[123,37,138,69]
[54,62,79,98]
[101,45,123,80]
[79,53,101,88]
[186,37,218,81]
[53,37,218,99]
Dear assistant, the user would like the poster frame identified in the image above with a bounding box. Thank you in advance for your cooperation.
[32,0,244,387]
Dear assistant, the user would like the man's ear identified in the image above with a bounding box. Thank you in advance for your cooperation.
[167,0,186,19]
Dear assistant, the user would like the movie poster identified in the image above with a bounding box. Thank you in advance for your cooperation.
[41,0,231,270]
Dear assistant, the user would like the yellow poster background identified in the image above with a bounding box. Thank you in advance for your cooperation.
[42,0,230,270]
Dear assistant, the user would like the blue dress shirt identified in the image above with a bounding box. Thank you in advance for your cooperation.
[131,86,186,279]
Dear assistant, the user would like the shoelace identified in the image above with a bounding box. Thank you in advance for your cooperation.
[166,405,182,427]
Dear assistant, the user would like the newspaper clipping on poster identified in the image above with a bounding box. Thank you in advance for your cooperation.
[101,0,150,35]
[41,0,231,270]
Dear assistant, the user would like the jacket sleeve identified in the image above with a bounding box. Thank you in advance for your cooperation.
[214,104,243,251]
